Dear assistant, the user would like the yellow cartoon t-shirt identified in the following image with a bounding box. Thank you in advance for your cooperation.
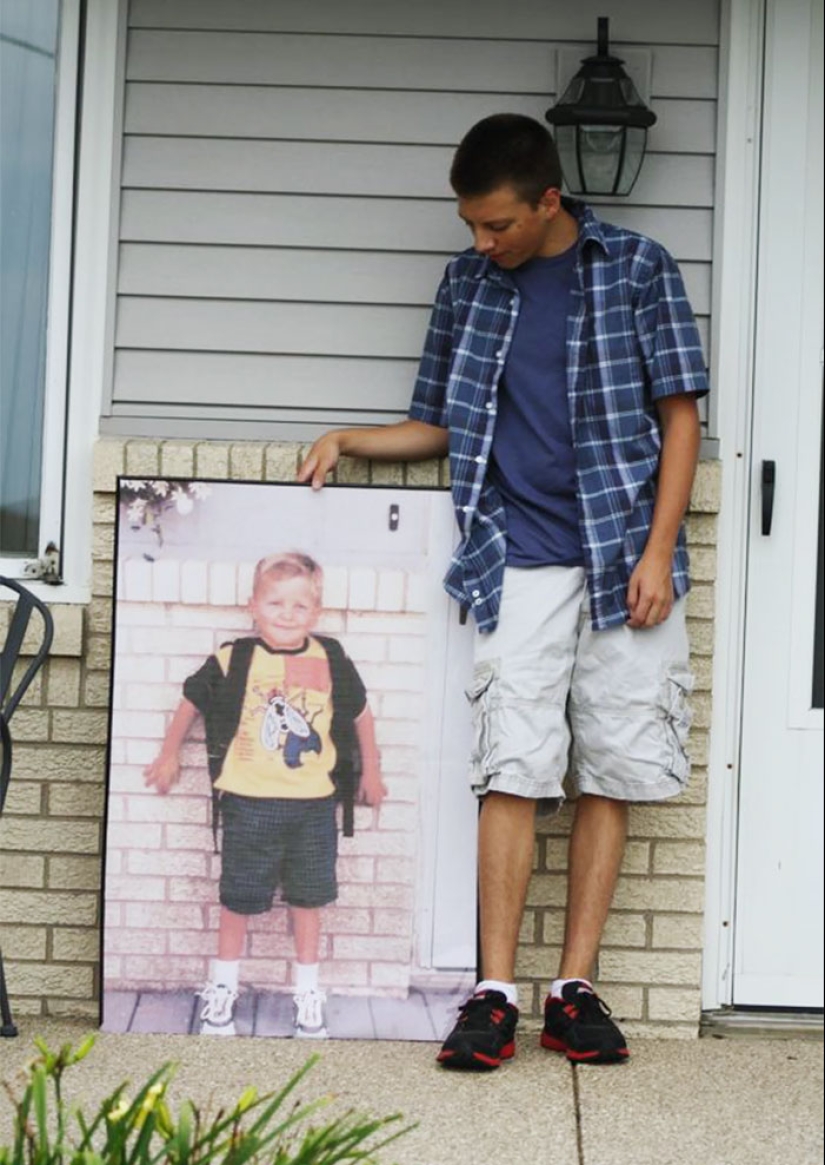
[214,639,337,799]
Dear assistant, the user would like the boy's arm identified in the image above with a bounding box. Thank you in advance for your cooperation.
[353,705,386,807]
[626,394,701,629]
[143,696,200,794]
[297,419,448,491]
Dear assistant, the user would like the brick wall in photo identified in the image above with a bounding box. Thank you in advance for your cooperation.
[0,437,720,1035]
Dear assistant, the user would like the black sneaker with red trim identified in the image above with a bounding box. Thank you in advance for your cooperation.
[437,990,519,1071]
[541,981,629,1064]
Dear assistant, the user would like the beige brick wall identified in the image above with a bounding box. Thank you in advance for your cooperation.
[1,439,720,1031]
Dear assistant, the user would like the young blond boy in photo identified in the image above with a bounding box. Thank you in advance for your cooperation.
[144,551,385,1038]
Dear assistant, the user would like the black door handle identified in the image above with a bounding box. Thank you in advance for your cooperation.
[761,460,776,535]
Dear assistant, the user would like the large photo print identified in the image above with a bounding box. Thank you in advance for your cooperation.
[102,480,476,1041]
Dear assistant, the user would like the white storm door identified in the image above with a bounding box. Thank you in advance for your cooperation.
[734,0,824,1008]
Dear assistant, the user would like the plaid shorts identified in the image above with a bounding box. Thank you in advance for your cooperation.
[219,793,338,914]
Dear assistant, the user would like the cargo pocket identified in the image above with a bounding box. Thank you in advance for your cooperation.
[660,666,694,785]
[465,662,498,781]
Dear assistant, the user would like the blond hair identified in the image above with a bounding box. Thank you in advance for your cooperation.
[252,551,323,605]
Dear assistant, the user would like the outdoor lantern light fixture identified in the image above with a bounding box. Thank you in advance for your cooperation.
[545,17,656,197]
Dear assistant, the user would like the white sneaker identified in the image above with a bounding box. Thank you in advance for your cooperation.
[293,988,328,1038]
[197,981,238,1036]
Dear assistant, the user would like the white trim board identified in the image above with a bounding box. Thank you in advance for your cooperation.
[702,0,765,1011]
[54,0,127,602]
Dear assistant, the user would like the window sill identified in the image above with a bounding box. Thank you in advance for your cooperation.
[2,580,92,606]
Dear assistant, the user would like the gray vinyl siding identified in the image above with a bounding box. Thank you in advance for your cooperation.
[106,0,719,440]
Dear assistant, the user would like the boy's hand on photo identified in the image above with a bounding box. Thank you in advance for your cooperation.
[354,706,384,809]
[297,433,342,490]
[357,775,387,808]
[143,752,180,795]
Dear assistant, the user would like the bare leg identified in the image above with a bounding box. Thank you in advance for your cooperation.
[217,906,249,961]
[478,792,537,982]
[558,794,628,980]
[291,906,322,965]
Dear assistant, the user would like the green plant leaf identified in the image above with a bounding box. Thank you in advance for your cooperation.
[75,1083,128,1151]
[31,1065,51,1160]
[69,1037,96,1066]
[168,1099,193,1164]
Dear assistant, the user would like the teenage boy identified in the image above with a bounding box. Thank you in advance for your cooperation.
[298,114,708,1067]
[145,551,385,1038]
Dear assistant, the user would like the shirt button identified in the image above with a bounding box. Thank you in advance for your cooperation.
[472,590,481,598]
[495,349,504,358]
[475,456,484,464]
[486,402,494,411]
[474,597,483,605]
[462,505,471,513]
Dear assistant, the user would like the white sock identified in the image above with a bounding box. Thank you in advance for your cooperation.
[475,979,518,1007]
[551,977,593,999]
[211,959,240,991]
[294,963,320,993]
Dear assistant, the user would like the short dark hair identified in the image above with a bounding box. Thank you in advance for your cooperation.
[449,114,563,204]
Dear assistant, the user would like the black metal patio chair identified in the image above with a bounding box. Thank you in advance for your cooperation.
[1,576,55,1037]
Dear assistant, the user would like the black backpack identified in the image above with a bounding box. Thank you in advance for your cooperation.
[201,635,362,849]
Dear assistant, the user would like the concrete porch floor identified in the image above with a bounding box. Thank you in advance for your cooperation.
[1,1017,822,1164]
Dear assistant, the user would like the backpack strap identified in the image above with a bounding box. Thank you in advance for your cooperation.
[314,635,362,838]
[209,637,257,852]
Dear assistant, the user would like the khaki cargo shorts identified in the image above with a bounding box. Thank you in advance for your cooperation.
[467,566,693,808]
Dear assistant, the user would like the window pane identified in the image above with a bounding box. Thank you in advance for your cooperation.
[0,0,60,556]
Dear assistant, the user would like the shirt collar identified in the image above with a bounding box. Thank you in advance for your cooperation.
[470,253,510,285]
[563,197,610,257]
[480,260,514,287]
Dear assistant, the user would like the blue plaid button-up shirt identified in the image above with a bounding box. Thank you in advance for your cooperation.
[408,200,710,632]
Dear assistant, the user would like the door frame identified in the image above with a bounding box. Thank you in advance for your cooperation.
[703,0,823,1010]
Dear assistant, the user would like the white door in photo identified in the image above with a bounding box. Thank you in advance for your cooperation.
[735,0,824,1007]
[416,493,477,971]
[309,485,479,973]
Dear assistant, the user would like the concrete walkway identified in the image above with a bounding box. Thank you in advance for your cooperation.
[1,1018,822,1164]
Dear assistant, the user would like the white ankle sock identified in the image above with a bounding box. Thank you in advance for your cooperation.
[475,979,518,1007]
[551,977,592,999]
[211,959,240,990]
[294,963,320,993]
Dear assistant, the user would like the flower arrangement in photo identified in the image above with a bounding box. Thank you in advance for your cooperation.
[119,479,211,548]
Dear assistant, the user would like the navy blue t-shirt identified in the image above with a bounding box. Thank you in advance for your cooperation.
[488,246,583,567]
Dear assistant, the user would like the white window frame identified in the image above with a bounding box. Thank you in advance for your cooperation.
[1,0,125,603]
[0,0,79,580]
